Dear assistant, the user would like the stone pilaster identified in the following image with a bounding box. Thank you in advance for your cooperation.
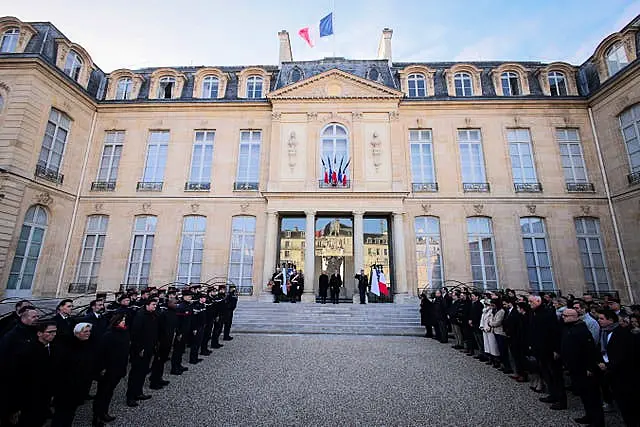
[261,210,279,298]
[302,210,316,303]
[353,210,365,303]
[392,211,410,303]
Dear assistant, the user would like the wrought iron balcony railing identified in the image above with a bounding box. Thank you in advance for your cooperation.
[514,182,543,193]
[463,182,490,192]
[233,181,259,191]
[184,181,211,191]
[318,179,351,188]
[35,163,64,184]
[136,181,163,191]
[119,283,149,292]
[566,182,595,192]
[412,182,438,192]
[628,170,640,186]
[91,181,116,191]
[68,282,98,294]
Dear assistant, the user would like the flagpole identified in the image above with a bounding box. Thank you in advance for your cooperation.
[331,0,336,57]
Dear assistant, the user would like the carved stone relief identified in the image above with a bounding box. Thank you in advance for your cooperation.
[36,192,53,206]
[370,132,382,171]
[191,202,200,213]
[240,203,250,213]
[473,204,484,214]
[580,205,591,216]
[142,203,151,213]
[526,204,537,214]
[421,204,431,214]
[287,131,298,170]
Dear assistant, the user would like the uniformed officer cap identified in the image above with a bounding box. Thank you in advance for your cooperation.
[117,294,130,302]
[182,290,193,296]
[197,293,207,299]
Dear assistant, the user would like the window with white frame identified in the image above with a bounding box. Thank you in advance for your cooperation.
[0,93,4,113]
[97,131,124,184]
[75,215,108,286]
[575,217,610,292]
[619,104,640,174]
[142,131,169,183]
[458,129,486,183]
[467,217,498,290]
[606,43,629,76]
[115,77,132,100]
[508,129,538,184]
[454,72,473,96]
[189,131,215,184]
[228,216,256,287]
[409,129,435,184]
[320,123,349,184]
[6,205,48,292]
[177,216,206,284]
[557,128,588,183]
[0,27,19,53]
[548,71,567,96]
[38,108,71,173]
[501,71,521,96]
[63,50,83,82]
[246,76,263,98]
[235,130,261,188]
[520,217,554,291]
[407,73,426,97]
[289,67,302,83]
[414,216,443,289]
[202,76,219,99]
[125,216,156,285]
[157,76,175,99]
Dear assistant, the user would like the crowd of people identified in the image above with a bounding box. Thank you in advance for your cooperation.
[420,288,640,427]
[0,283,239,427]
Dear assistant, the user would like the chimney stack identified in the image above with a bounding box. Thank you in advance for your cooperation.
[278,30,293,64]
[377,28,393,63]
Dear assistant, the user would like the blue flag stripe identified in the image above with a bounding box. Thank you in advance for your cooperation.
[319,12,333,37]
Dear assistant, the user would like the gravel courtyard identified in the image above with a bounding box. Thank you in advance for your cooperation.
[74,334,622,426]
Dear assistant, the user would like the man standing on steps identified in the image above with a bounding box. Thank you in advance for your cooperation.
[329,270,342,304]
[355,269,368,304]
[223,285,238,341]
[319,271,329,304]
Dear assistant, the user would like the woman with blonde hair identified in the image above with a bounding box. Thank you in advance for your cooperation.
[481,298,500,367]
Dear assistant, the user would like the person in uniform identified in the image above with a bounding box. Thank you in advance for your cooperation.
[318,271,329,304]
[329,270,342,304]
[189,294,207,364]
[223,285,238,341]
[211,286,227,348]
[201,287,217,356]
[355,269,368,304]
[271,268,284,303]
[171,290,192,375]
[126,298,158,407]
[149,297,177,389]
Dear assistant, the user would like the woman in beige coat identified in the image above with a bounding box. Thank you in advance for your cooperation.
[481,300,499,367]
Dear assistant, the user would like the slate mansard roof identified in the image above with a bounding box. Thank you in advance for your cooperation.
[2,15,640,102]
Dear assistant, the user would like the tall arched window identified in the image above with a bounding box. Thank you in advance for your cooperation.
[619,104,640,180]
[520,217,554,291]
[454,72,473,96]
[467,217,498,290]
[75,215,109,287]
[407,73,426,97]
[228,216,256,288]
[414,216,443,289]
[289,67,302,84]
[125,216,157,285]
[501,71,521,96]
[320,123,349,187]
[246,76,263,98]
[63,50,83,82]
[177,216,207,284]
[575,217,610,292]
[115,77,132,100]
[157,76,176,99]
[606,43,629,76]
[548,71,567,96]
[6,205,48,294]
[202,76,219,99]
[0,27,19,53]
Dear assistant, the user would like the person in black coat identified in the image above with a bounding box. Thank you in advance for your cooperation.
[189,294,207,364]
[318,271,329,304]
[503,298,527,381]
[528,295,566,410]
[355,270,368,304]
[329,270,342,304]
[469,293,485,357]
[432,290,448,343]
[0,299,32,338]
[419,292,435,337]
[560,309,604,426]
[271,268,284,303]
[53,299,75,346]
[92,313,130,426]
[223,285,239,340]
[201,288,216,355]
[149,298,177,389]
[125,298,158,407]
[15,320,57,427]
[211,286,227,348]
[52,322,95,427]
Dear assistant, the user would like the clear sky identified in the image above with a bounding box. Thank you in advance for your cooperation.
[4,0,640,72]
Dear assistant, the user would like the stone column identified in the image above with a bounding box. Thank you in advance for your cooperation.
[302,210,316,303]
[392,211,410,303]
[353,210,365,303]
[261,210,278,299]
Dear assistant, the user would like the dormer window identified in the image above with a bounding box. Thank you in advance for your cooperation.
[246,76,263,99]
[289,67,302,84]
[454,72,473,96]
[158,76,175,99]
[368,67,380,82]
[548,71,567,96]
[0,27,19,53]
[115,77,132,100]
[501,72,521,96]
[606,42,629,76]
[64,50,83,82]
[202,76,219,99]
[408,73,426,97]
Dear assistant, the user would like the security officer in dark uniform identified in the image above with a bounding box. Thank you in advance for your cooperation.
[211,285,227,349]
[189,293,207,364]
[170,290,193,375]
[149,297,177,389]
[201,287,217,356]
[223,285,239,340]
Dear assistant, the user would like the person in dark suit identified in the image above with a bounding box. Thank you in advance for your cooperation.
[318,271,329,304]
[433,290,448,343]
[149,298,177,389]
[0,299,33,337]
[223,285,238,340]
[54,299,75,345]
[126,298,158,407]
[171,290,193,375]
[503,298,527,381]
[355,269,368,304]
[92,313,130,426]
[329,270,342,304]
[597,308,639,427]
[271,268,284,303]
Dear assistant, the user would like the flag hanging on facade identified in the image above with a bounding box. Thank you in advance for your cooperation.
[298,12,334,47]
[370,266,380,296]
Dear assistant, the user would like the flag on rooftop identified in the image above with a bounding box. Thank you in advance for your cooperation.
[298,12,334,47]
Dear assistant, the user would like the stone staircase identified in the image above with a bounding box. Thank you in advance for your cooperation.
[230,301,424,336]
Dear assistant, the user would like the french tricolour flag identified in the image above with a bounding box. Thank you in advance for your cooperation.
[298,13,333,47]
